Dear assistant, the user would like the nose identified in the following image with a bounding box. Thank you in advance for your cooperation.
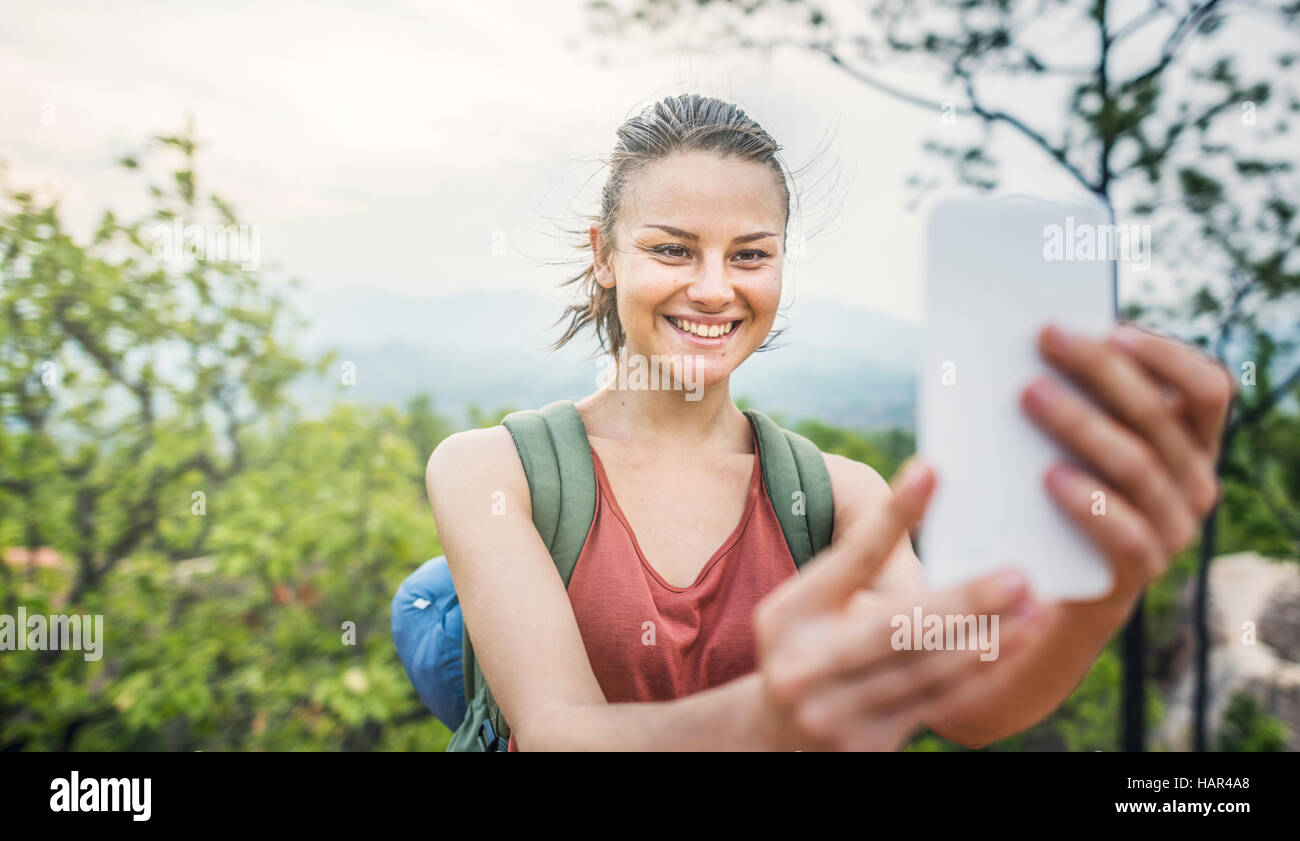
[685,253,735,312]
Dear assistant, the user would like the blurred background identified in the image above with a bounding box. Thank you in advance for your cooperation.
[1,0,1297,751]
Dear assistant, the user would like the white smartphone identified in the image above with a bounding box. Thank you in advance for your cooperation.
[918,194,1117,601]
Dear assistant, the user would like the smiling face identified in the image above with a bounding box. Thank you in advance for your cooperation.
[592,150,786,391]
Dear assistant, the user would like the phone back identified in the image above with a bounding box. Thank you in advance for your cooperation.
[919,194,1117,600]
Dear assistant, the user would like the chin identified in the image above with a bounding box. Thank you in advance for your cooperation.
[686,359,736,390]
[644,343,747,398]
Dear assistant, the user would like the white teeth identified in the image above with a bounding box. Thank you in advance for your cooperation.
[671,317,735,338]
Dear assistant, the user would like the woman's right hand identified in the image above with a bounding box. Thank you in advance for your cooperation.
[751,459,1045,751]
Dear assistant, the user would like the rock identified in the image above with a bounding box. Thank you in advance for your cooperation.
[1154,552,1300,751]
[1258,577,1300,663]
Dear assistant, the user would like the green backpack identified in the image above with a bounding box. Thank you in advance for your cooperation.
[448,399,834,751]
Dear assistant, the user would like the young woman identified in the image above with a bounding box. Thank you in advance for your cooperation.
[426,94,1233,751]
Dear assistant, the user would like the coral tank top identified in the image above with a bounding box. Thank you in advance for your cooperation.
[507,427,799,750]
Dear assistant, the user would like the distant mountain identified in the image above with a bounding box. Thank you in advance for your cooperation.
[288,287,921,429]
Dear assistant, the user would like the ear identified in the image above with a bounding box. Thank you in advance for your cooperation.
[590,225,615,289]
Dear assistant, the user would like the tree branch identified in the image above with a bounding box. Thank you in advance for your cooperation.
[1110,0,1173,47]
[956,65,1099,194]
[814,43,978,115]
[1122,0,1226,92]
[1230,360,1300,433]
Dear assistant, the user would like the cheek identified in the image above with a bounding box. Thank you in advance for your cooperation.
[741,272,782,330]
[615,269,676,327]
[614,293,654,348]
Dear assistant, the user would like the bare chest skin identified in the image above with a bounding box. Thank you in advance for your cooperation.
[587,436,757,589]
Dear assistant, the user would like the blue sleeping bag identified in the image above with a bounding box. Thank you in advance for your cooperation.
[390,556,467,730]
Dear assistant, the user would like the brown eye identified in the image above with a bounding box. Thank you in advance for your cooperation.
[735,249,772,263]
[653,244,690,259]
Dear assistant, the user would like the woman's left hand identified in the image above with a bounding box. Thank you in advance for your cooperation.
[1020,322,1236,618]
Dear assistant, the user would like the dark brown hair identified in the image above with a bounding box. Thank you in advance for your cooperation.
[553,93,809,357]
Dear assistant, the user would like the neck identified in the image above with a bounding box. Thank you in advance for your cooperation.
[577,353,750,451]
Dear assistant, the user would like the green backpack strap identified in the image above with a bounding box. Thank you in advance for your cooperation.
[449,400,596,751]
[744,409,834,568]
[501,400,598,585]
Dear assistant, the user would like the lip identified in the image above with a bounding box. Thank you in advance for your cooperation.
[664,314,740,324]
[663,314,744,348]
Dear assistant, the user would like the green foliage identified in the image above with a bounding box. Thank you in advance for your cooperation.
[764,412,914,479]
[1218,426,1300,560]
[402,392,454,486]
[1,403,450,750]
[466,403,518,429]
[0,133,450,750]
[1216,691,1290,752]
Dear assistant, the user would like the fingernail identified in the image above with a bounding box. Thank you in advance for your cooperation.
[1111,324,1142,350]
[1046,461,1075,493]
[1023,378,1057,413]
[998,571,1028,600]
[1013,599,1043,622]
[1042,324,1072,354]
[893,459,931,496]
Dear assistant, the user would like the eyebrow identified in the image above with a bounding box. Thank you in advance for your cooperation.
[639,224,779,245]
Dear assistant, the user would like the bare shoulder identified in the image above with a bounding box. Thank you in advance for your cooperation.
[425,425,528,513]
[426,424,517,475]
[821,451,891,518]
[820,451,924,592]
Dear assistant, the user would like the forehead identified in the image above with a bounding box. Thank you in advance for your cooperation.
[619,151,786,231]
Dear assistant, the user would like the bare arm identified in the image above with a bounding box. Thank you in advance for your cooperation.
[426,426,769,750]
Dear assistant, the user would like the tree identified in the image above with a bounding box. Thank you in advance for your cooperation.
[585,0,1300,750]
[0,128,312,607]
[0,130,448,750]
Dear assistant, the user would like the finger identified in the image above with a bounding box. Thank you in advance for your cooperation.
[1038,325,1218,515]
[834,707,927,751]
[1043,461,1169,596]
[830,658,1008,752]
[767,570,1031,702]
[1021,375,1201,555]
[870,600,1044,715]
[819,603,1049,752]
[762,603,902,708]
[1108,323,1236,450]
[824,689,938,752]
[793,603,1043,743]
[1158,382,1188,416]
[921,566,1035,623]
[768,458,934,623]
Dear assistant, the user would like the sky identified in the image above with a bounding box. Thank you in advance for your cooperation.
[0,0,1287,328]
